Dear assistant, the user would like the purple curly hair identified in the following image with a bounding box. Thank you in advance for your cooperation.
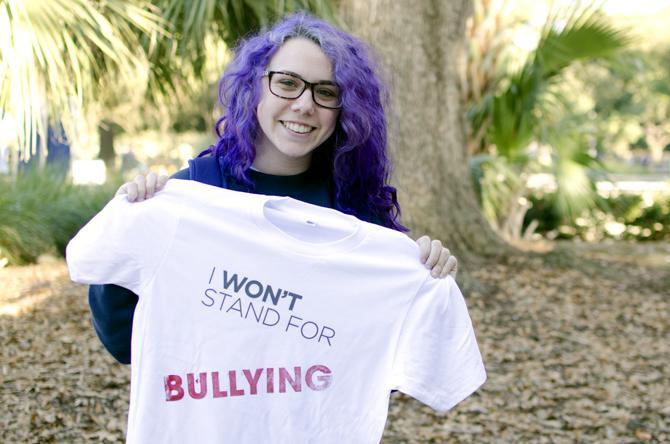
[204,12,407,232]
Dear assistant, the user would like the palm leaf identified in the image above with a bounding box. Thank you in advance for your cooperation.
[535,6,632,78]
[0,0,165,161]
[144,0,337,96]
[487,4,629,162]
[543,116,606,220]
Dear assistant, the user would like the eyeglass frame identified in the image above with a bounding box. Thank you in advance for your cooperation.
[262,70,343,109]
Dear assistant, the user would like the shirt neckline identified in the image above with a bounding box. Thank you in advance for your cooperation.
[250,194,368,257]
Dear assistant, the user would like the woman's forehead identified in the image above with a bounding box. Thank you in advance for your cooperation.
[267,38,334,82]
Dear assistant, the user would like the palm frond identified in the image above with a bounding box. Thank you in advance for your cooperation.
[0,0,165,161]
[544,119,604,220]
[146,0,337,84]
[535,6,632,78]
[129,0,339,135]
[485,3,630,162]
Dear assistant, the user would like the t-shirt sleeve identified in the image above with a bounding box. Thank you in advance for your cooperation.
[390,276,486,413]
[66,193,180,295]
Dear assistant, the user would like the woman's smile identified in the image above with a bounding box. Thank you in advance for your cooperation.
[280,120,317,135]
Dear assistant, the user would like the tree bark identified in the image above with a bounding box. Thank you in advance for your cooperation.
[339,0,511,264]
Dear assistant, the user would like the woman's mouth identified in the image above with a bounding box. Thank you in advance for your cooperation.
[280,121,315,134]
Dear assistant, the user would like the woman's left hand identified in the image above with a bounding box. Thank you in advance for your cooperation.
[416,235,458,279]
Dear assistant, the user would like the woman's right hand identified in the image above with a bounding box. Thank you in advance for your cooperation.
[115,172,169,202]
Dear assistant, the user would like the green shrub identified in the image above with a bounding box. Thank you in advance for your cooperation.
[620,198,670,241]
[524,191,670,241]
[0,168,121,266]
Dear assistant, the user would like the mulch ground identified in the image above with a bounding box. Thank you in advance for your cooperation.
[1,241,668,443]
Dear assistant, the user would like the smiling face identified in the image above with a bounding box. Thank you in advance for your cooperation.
[254,38,340,175]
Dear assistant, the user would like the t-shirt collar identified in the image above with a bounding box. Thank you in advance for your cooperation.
[250,194,368,257]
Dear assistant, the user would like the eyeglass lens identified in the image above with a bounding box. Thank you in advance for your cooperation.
[269,72,341,108]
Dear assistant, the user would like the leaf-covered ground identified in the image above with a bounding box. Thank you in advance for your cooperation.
[1,241,668,443]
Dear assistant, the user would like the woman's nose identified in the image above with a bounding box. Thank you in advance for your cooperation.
[291,87,316,114]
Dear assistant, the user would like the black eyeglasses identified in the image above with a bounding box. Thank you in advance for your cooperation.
[263,70,342,109]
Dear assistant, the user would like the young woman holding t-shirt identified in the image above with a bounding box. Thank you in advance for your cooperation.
[89,12,459,364]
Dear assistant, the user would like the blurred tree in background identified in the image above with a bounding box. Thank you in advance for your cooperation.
[0,0,335,170]
[1,0,163,167]
[574,47,670,168]
[340,0,512,262]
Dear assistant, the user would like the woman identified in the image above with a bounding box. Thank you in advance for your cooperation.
[89,12,458,364]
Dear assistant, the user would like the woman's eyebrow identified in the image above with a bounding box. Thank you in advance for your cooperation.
[279,70,337,85]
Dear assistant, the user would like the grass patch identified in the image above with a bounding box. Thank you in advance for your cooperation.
[0,169,122,266]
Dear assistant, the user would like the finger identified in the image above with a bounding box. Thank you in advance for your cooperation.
[125,182,139,202]
[157,174,169,191]
[145,172,158,198]
[416,235,431,263]
[425,239,442,269]
[431,248,450,277]
[134,175,146,201]
[440,256,458,279]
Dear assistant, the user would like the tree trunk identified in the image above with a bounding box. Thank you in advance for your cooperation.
[338,0,511,264]
[98,119,116,170]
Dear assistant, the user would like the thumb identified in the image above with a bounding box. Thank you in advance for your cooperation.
[115,183,128,197]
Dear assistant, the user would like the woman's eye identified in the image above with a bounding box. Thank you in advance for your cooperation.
[316,88,337,98]
[277,79,299,88]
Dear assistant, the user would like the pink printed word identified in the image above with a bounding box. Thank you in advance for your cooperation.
[164,364,332,401]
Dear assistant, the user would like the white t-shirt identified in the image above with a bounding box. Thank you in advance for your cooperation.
[67,180,486,444]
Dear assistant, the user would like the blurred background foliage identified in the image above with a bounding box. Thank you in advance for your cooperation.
[0,0,668,266]
[0,169,122,266]
[463,0,670,245]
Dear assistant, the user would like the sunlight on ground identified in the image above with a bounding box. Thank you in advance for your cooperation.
[0,291,53,317]
[0,262,69,317]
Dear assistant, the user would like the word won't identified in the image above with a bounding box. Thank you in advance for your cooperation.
[209,267,303,311]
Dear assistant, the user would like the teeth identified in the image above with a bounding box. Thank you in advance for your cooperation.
[282,121,313,134]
